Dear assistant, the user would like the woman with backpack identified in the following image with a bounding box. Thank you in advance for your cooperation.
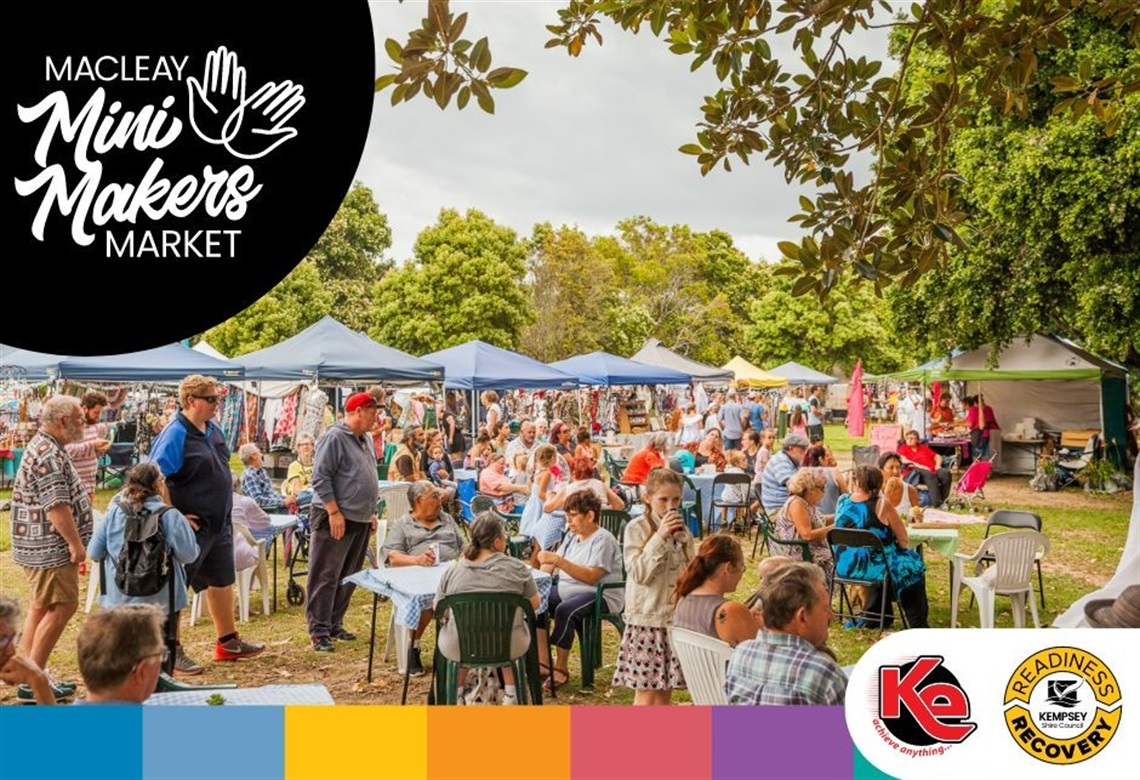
[88,462,199,613]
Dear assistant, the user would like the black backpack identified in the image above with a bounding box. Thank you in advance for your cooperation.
[112,502,176,597]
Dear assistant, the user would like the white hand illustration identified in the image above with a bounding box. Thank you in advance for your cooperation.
[221,80,306,160]
[187,46,247,145]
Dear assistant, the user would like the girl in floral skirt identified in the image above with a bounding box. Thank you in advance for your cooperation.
[612,467,694,705]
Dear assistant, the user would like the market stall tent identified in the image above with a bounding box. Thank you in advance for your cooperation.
[891,334,1130,470]
[0,344,64,382]
[722,356,788,389]
[422,340,578,391]
[628,339,734,382]
[549,351,691,386]
[57,343,244,382]
[232,316,444,383]
[767,361,838,385]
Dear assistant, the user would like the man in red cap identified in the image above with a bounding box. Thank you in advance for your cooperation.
[306,392,380,652]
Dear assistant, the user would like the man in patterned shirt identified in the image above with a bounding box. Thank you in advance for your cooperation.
[10,395,93,701]
[65,390,111,500]
[237,443,295,511]
[726,562,846,706]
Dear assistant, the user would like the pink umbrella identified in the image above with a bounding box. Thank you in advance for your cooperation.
[847,360,865,438]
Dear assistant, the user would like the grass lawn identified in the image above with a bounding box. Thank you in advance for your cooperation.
[1,424,1132,705]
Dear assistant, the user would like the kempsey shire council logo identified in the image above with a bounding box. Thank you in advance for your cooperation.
[1004,646,1122,765]
[872,656,977,759]
[5,3,373,355]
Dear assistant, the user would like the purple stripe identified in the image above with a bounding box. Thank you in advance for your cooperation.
[712,706,853,779]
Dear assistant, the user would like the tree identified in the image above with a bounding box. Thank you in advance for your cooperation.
[199,182,392,353]
[519,224,618,362]
[887,10,1140,370]
[369,208,532,353]
[745,261,907,375]
[378,0,1139,295]
[594,217,753,366]
[202,260,333,356]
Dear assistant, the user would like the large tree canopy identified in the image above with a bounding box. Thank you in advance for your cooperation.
[369,208,532,353]
[201,182,390,354]
[887,9,1140,370]
[377,0,1139,300]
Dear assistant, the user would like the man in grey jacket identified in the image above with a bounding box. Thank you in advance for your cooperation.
[306,392,379,652]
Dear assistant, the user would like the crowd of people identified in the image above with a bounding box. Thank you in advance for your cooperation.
[9,374,1106,709]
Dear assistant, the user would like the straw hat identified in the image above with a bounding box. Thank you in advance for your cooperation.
[1084,585,1140,628]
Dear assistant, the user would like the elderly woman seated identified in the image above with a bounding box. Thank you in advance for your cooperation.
[896,429,952,508]
[433,512,542,705]
[769,469,835,585]
[478,452,531,514]
[238,443,295,512]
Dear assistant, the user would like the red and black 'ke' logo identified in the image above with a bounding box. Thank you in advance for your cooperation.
[879,656,978,746]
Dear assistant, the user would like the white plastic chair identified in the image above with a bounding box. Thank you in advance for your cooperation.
[190,522,268,624]
[378,484,411,523]
[951,530,1050,628]
[669,627,734,705]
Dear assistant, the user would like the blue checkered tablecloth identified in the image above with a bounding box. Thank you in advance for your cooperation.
[344,563,552,630]
[145,684,334,706]
[259,514,299,545]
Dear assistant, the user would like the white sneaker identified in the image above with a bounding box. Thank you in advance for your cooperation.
[502,692,517,706]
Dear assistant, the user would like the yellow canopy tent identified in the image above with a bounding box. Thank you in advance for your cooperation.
[722,356,788,389]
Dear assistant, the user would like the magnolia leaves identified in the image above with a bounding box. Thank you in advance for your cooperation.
[374,0,527,113]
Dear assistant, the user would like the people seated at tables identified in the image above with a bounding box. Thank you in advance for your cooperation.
[381,481,466,676]
[0,596,55,705]
[284,434,315,502]
[505,420,539,463]
[490,420,511,455]
[621,434,670,484]
[834,465,929,629]
[89,463,201,611]
[545,455,625,513]
[389,427,427,483]
[519,445,569,567]
[759,434,809,513]
[238,444,296,511]
[741,431,762,477]
[695,429,728,471]
[770,470,835,586]
[549,421,574,459]
[479,453,531,515]
[878,452,922,523]
[535,490,624,689]
[725,562,845,705]
[465,430,493,470]
[77,604,166,704]
[801,444,848,515]
[897,429,952,508]
[673,535,760,647]
[434,512,542,705]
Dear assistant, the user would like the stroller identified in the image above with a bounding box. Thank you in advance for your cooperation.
[948,455,995,512]
[283,491,313,607]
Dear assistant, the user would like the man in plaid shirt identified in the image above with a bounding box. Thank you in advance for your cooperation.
[238,444,295,511]
[726,562,846,705]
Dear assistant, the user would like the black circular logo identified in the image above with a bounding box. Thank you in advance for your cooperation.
[5,2,374,354]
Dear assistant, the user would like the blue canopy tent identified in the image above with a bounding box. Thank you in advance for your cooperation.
[232,316,444,383]
[768,361,838,385]
[57,343,244,382]
[423,340,578,437]
[0,344,64,382]
[549,351,691,386]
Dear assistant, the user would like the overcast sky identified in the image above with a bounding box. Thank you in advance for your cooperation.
[359,0,892,265]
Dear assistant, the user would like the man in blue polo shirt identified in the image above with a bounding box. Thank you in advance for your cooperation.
[150,375,264,674]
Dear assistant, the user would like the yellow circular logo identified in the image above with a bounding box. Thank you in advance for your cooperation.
[1004,646,1122,765]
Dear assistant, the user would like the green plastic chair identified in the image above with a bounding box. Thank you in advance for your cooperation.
[599,509,630,541]
[753,509,814,563]
[580,516,628,689]
[431,592,544,705]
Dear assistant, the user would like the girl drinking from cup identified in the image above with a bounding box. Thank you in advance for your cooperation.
[612,467,694,705]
